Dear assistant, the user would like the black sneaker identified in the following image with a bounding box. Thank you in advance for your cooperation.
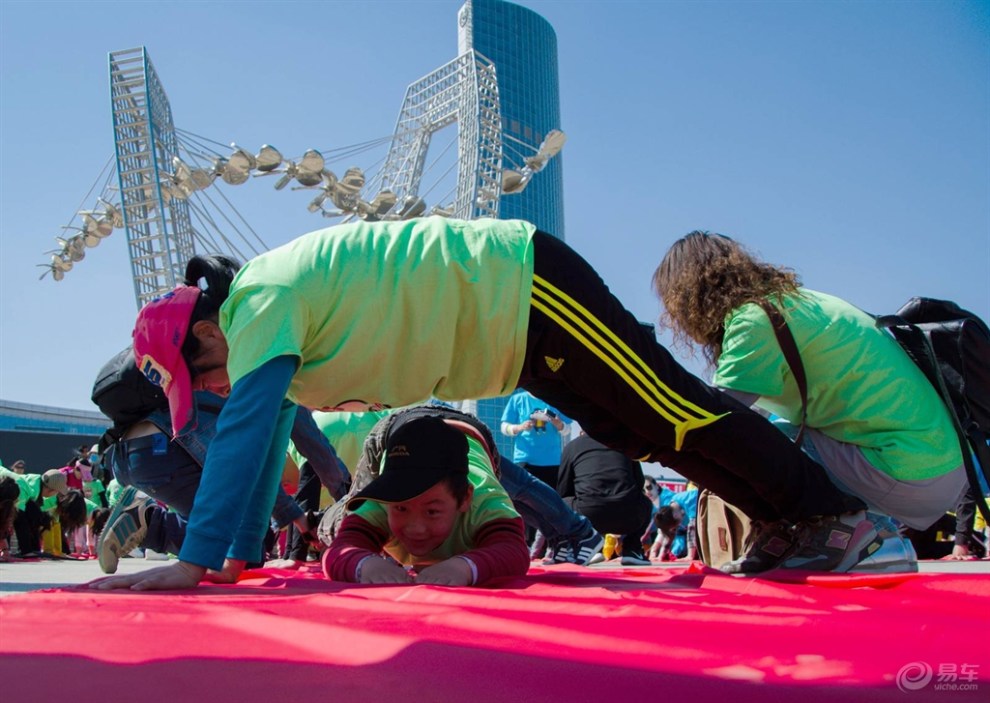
[545,527,605,566]
[620,551,652,566]
[721,519,797,574]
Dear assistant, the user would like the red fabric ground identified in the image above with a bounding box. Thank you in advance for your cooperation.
[1,563,987,702]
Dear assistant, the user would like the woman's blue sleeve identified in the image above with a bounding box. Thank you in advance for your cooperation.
[178,356,297,570]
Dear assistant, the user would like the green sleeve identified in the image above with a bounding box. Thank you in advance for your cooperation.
[713,302,787,398]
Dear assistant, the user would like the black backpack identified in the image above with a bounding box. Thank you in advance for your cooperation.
[877,298,990,523]
[763,296,990,523]
[91,346,168,446]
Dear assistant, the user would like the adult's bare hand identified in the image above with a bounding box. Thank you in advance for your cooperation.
[942,544,976,561]
[88,560,207,591]
[203,558,246,583]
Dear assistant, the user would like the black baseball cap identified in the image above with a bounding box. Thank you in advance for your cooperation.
[347,416,469,510]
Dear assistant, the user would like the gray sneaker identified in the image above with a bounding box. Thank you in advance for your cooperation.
[97,486,153,574]
[850,513,918,573]
[777,510,883,573]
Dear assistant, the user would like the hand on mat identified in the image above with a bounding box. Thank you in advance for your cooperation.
[265,558,306,570]
[415,557,473,586]
[89,560,207,591]
[942,545,976,561]
[360,557,414,584]
[203,558,246,583]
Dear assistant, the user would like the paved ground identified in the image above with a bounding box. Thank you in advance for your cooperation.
[2,555,987,598]
[0,555,160,596]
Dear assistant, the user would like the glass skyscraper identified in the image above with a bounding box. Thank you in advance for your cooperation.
[458,0,564,238]
[456,0,566,459]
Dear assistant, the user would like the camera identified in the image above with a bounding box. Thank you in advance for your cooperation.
[530,408,556,432]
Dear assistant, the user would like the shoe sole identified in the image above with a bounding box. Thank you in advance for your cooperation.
[848,558,919,574]
[849,536,919,574]
[97,486,147,574]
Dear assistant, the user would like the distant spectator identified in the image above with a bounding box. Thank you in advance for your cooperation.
[500,390,571,488]
[641,475,675,550]
[649,487,698,562]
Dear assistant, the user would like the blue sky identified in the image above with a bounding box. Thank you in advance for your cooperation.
[1,0,987,412]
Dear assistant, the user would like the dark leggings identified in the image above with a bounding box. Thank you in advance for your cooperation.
[521,231,864,523]
[13,499,44,554]
[284,461,322,561]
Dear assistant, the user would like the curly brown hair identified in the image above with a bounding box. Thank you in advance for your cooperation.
[653,231,800,366]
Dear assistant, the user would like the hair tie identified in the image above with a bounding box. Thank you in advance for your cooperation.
[197,277,209,291]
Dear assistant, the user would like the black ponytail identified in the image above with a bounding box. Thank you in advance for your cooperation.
[181,255,241,363]
[56,489,88,533]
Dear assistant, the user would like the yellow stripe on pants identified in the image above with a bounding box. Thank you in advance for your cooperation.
[532,275,723,450]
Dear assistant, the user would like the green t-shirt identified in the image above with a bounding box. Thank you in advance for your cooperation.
[713,289,961,481]
[220,217,536,411]
[352,436,519,568]
[85,479,105,501]
[288,410,391,473]
[0,467,40,510]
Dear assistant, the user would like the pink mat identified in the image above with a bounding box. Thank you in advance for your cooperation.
[2,563,987,702]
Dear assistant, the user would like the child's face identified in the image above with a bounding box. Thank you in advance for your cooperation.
[386,480,471,557]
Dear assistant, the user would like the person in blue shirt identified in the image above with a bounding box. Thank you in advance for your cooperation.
[650,487,699,561]
[500,390,572,488]
[500,390,573,558]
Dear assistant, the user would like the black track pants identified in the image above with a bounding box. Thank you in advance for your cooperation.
[520,232,864,523]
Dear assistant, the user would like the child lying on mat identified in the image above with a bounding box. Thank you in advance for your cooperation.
[322,415,530,586]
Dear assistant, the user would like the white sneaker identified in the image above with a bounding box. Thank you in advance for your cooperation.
[144,549,169,561]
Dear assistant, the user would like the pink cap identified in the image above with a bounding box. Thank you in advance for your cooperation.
[132,286,201,437]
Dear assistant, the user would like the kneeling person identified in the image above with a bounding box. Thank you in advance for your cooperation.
[323,416,529,586]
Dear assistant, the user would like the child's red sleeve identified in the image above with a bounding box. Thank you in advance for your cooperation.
[461,516,530,584]
[323,514,389,582]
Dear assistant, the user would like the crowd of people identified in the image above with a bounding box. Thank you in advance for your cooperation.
[0,448,111,561]
[1,218,986,584]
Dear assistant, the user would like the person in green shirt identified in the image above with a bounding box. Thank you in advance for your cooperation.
[655,230,965,572]
[93,217,870,592]
[0,475,19,561]
[0,467,69,557]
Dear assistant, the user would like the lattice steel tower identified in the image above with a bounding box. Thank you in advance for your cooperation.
[379,51,504,221]
[109,47,196,309]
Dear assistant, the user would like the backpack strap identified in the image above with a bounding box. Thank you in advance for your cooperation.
[756,299,808,446]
